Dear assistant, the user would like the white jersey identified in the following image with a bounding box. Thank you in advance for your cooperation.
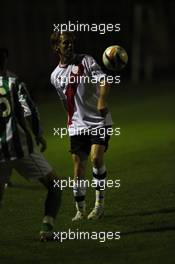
[51,54,113,136]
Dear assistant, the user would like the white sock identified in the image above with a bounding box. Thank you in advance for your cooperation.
[75,201,86,212]
[73,183,86,212]
[95,190,105,207]
[43,215,54,226]
[93,166,106,208]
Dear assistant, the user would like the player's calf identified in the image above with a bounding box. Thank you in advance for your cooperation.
[71,154,87,221]
[39,171,62,241]
[87,165,107,220]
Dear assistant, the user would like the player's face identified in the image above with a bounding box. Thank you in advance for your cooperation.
[58,34,74,60]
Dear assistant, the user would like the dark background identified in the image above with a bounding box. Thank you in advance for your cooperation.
[0,0,174,96]
[0,1,175,263]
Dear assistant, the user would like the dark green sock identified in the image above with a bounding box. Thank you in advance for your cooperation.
[45,180,62,218]
[39,177,62,219]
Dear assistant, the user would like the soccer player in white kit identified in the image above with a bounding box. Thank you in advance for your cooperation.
[50,32,112,220]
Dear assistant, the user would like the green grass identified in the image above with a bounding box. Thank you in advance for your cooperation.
[0,82,175,264]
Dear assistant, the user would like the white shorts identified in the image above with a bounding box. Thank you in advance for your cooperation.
[0,151,53,184]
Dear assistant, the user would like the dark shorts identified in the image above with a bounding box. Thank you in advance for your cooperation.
[70,126,111,158]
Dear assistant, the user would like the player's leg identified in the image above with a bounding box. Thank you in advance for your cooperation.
[14,152,62,241]
[88,144,106,219]
[38,170,62,241]
[71,153,87,221]
[70,135,90,221]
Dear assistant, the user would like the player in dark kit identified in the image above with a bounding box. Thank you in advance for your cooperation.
[50,32,112,221]
[0,48,62,241]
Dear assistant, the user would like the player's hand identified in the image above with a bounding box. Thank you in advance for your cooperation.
[97,97,108,118]
[97,99,108,117]
[36,136,47,152]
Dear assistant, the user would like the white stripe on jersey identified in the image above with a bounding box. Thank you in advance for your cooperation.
[6,117,12,141]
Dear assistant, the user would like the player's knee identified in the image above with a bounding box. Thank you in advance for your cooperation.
[39,170,60,189]
[46,170,58,179]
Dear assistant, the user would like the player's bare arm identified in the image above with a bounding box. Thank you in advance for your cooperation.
[97,80,110,117]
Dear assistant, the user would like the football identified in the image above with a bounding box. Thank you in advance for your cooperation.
[102,45,128,71]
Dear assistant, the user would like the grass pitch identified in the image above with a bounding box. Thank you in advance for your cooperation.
[0,82,175,264]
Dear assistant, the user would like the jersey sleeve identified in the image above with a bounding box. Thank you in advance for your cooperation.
[51,73,66,100]
[55,87,66,101]
[17,82,43,138]
[83,55,106,82]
